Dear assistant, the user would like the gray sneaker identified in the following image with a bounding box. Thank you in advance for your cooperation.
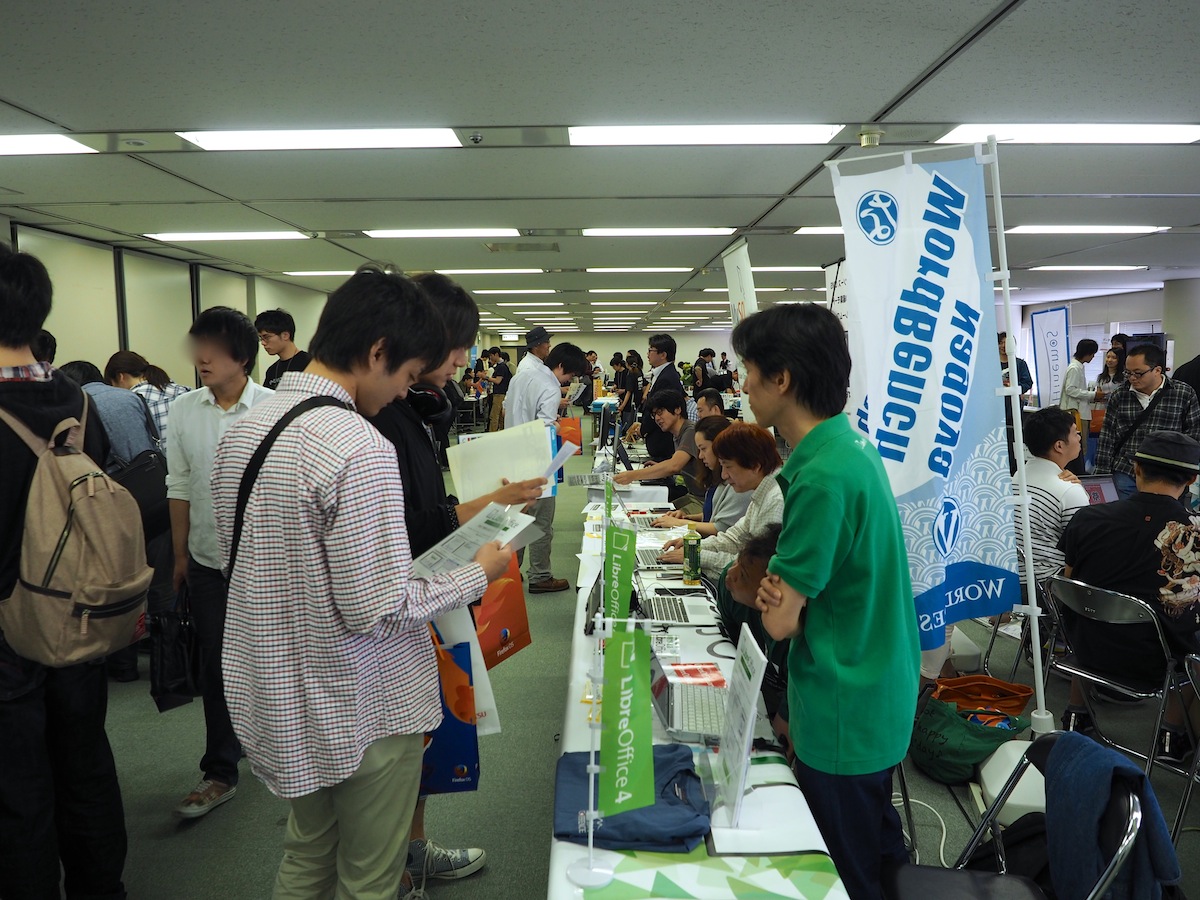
[406,838,487,881]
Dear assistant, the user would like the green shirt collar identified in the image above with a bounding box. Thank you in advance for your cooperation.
[778,414,853,488]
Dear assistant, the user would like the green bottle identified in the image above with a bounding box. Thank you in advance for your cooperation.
[683,523,701,585]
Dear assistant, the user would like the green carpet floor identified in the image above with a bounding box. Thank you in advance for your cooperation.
[104,420,1200,897]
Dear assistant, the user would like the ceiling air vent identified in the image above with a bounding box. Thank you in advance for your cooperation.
[485,242,560,253]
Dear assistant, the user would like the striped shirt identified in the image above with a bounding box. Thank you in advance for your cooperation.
[132,380,190,452]
[1013,456,1090,581]
[700,469,784,578]
[212,372,487,799]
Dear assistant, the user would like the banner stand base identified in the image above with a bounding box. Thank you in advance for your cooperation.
[567,858,613,888]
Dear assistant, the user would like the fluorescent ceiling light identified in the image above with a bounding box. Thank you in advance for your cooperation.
[587,288,670,294]
[582,227,735,237]
[1006,225,1167,235]
[794,226,844,235]
[437,268,544,275]
[479,290,557,296]
[585,267,692,273]
[363,228,521,239]
[992,286,1022,291]
[177,128,461,150]
[494,300,563,306]
[1030,265,1147,271]
[590,301,659,306]
[682,300,733,306]
[145,231,309,241]
[702,286,786,292]
[568,124,842,146]
[937,124,1200,145]
[751,266,823,272]
[284,270,355,276]
[0,134,97,155]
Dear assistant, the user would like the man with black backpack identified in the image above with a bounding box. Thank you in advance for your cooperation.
[0,242,131,900]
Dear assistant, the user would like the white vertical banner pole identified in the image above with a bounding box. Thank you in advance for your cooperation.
[722,238,760,423]
[987,135,1053,736]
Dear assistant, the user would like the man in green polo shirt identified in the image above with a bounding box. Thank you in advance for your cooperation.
[732,304,919,899]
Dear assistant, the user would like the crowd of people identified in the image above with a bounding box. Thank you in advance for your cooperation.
[6,225,1200,900]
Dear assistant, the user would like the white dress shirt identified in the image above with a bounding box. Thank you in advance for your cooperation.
[505,354,561,427]
[1059,358,1094,418]
[166,377,273,569]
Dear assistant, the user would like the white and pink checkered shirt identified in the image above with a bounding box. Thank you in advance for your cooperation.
[212,372,487,799]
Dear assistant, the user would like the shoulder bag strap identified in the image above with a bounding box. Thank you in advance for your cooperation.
[1111,382,1168,459]
[226,396,347,582]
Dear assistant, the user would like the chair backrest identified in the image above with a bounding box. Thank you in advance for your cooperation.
[1187,654,1200,696]
[1045,575,1174,661]
[1023,733,1144,900]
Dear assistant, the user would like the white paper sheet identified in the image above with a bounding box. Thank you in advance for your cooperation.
[412,503,539,581]
[447,420,555,503]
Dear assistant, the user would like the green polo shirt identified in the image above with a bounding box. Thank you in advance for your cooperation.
[768,414,919,776]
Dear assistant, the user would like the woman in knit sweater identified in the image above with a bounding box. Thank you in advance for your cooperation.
[658,422,784,576]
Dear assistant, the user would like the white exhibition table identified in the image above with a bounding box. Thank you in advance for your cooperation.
[546,476,848,900]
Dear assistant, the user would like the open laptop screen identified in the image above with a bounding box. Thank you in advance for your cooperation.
[1079,475,1120,505]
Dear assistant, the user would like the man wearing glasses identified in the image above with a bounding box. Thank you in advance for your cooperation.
[1095,343,1200,499]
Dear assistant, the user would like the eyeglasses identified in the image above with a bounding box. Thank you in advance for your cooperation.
[1124,367,1158,379]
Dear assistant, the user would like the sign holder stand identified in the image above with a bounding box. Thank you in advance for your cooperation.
[986,135,1053,736]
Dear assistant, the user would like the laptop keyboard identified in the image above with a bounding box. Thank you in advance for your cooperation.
[675,683,726,737]
[567,473,607,486]
[637,547,678,568]
[644,595,689,623]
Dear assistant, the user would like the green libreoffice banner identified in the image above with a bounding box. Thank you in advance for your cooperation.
[603,524,635,621]
[599,629,655,814]
[604,478,615,522]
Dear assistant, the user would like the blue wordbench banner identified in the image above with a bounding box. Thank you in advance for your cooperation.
[831,148,1019,649]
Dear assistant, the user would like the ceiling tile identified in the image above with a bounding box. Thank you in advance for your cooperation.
[0,155,224,204]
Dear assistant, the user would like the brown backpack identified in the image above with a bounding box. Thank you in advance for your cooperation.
[0,394,152,666]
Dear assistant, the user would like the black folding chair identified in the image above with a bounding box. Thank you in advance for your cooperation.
[1044,575,1191,776]
[884,732,1144,900]
[1171,654,1200,843]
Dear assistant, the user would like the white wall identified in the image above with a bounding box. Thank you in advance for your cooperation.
[17,227,119,367]
[199,266,249,315]
[250,277,328,379]
[501,330,735,374]
[123,251,193,385]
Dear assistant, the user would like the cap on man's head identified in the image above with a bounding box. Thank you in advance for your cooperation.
[1135,431,1200,472]
[525,326,553,348]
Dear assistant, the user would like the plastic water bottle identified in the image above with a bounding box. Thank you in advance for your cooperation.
[683,524,701,586]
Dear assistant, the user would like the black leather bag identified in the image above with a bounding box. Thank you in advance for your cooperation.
[147,584,203,713]
[109,397,169,540]
[111,448,169,540]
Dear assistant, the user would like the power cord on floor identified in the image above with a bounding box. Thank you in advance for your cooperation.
[893,793,950,868]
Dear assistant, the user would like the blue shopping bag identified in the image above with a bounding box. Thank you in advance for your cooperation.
[420,627,481,795]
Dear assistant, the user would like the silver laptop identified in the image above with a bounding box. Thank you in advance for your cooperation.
[638,592,710,628]
[649,654,727,743]
[636,546,681,569]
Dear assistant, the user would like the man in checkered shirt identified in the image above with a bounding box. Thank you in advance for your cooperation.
[1095,342,1200,500]
[213,267,512,900]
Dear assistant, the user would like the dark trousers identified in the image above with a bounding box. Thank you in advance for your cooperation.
[792,758,907,900]
[187,557,241,786]
[0,662,127,900]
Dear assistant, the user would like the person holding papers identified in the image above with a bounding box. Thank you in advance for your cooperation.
[365,273,544,889]
[738,304,920,900]
[212,266,513,900]
[505,335,589,593]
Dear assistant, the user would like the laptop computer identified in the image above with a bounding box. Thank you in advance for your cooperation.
[636,546,682,569]
[637,583,715,626]
[1079,475,1120,505]
[649,653,727,743]
[582,577,603,635]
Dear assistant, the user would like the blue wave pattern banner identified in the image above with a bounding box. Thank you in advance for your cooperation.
[832,150,1019,649]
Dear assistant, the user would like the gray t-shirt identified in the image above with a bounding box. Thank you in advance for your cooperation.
[673,421,705,496]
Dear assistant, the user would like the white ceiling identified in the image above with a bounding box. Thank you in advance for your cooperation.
[1,0,1197,334]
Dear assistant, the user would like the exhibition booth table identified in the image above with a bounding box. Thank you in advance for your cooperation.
[546,488,847,899]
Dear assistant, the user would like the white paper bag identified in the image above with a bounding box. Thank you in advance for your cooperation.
[433,605,501,736]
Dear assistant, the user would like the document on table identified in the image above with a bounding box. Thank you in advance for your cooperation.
[412,502,541,580]
[448,420,557,502]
